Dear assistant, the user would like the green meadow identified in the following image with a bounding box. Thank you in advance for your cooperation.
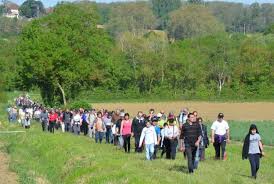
[0,121,273,184]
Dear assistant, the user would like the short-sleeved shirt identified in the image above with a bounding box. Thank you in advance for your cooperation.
[211,120,229,136]
[154,125,161,136]
[249,133,261,154]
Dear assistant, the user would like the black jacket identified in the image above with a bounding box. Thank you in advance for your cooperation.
[131,117,146,136]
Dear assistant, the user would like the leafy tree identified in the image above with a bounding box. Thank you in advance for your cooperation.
[19,0,45,18]
[188,0,203,4]
[106,2,156,38]
[17,3,112,106]
[151,0,181,29]
[168,5,225,40]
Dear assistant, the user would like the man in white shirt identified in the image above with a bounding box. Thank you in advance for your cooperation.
[211,113,230,160]
[139,121,158,160]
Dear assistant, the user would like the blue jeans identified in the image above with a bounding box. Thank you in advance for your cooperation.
[145,144,155,160]
[95,131,104,143]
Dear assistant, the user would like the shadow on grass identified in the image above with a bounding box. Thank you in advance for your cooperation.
[169,164,189,173]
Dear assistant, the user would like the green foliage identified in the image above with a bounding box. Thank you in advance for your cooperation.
[167,5,225,40]
[1,123,274,183]
[151,0,181,29]
[106,2,156,37]
[264,24,274,34]
[19,0,46,18]
[17,3,112,106]
[68,100,91,110]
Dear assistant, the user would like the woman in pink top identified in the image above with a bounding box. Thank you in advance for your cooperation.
[120,113,132,153]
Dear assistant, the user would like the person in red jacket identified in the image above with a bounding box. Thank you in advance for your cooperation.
[49,110,58,134]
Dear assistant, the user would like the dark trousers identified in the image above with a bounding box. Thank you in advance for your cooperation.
[170,139,178,160]
[123,134,131,153]
[166,139,171,159]
[95,131,104,143]
[134,135,142,152]
[185,146,197,173]
[41,121,47,131]
[153,145,159,159]
[249,154,260,177]
[213,140,226,159]
[82,121,89,135]
[65,122,71,132]
[49,122,55,133]
[105,126,112,143]
[161,138,168,158]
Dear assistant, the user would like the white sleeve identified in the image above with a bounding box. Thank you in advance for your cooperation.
[211,121,216,130]
[225,121,229,130]
[139,128,145,147]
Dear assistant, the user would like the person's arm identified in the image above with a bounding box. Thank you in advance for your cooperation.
[211,129,215,144]
[259,140,264,156]
[139,129,145,147]
[226,128,230,143]
[120,120,124,136]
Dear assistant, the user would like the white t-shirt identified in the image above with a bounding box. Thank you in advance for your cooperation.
[211,120,229,136]
[166,125,179,139]
[139,126,157,146]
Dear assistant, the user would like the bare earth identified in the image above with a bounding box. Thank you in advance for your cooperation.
[94,101,274,121]
[0,143,18,184]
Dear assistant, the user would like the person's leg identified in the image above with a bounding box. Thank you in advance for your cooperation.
[123,135,127,152]
[193,147,199,169]
[255,154,260,178]
[165,139,171,159]
[221,141,227,160]
[95,131,99,143]
[106,128,110,143]
[127,135,131,153]
[171,140,178,160]
[249,154,257,178]
[135,135,140,152]
[200,147,205,161]
[185,147,194,173]
[149,144,155,160]
[214,142,221,159]
[145,144,150,160]
[98,132,103,143]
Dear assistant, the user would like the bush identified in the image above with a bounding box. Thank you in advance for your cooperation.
[68,100,92,110]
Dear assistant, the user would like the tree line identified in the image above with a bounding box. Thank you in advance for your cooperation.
[0,0,274,106]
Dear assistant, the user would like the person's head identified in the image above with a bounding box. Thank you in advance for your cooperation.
[188,113,195,123]
[97,112,102,118]
[167,114,175,124]
[249,124,259,135]
[163,123,168,128]
[66,108,69,112]
[149,108,154,114]
[193,111,198,117]
[146,121,151,128]
[197,117,203,124]
[137,111,143,118]
[116,109,120,115]
[151,116,158,126]
[217,113,224,122]
[124,113,130,120]
[160,110,165,114]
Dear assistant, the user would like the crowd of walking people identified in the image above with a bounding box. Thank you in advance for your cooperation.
[7,95,265,179]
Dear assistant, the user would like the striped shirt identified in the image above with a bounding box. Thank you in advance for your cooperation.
[180,122,202,147]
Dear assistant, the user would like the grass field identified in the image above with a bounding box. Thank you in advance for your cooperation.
[0,122,274,184]
[1,92,274,184]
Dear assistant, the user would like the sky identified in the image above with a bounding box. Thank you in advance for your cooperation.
[6,0,274,8]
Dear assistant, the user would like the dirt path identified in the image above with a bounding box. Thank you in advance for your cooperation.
[94,101,274,121]
[0,142,18,184]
